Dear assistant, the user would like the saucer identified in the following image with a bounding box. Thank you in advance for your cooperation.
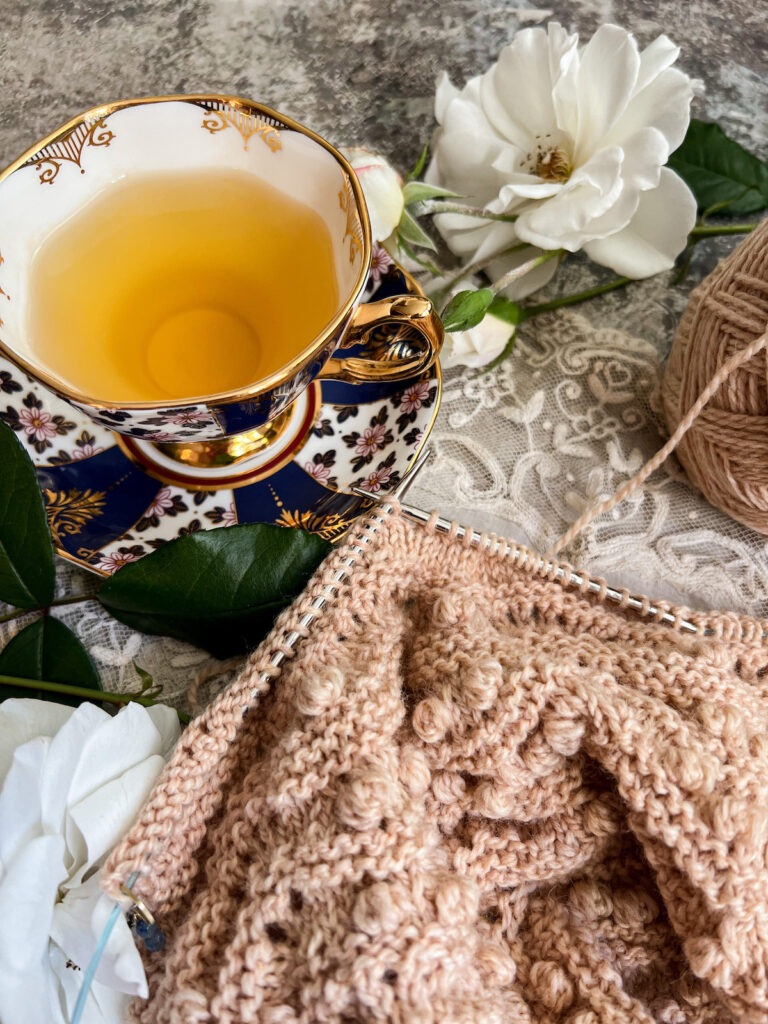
[0,250,441,575]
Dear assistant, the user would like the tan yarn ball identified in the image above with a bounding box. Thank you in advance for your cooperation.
[663,218,768,533]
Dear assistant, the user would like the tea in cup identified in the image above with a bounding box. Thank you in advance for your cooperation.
[0,95,442,481]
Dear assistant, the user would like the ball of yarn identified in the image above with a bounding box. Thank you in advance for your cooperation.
[662,218,768,533]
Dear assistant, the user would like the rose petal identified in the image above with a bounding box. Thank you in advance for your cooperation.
[572,24,640,162]
[442,313,514,369]
[479,25,577,146]
[51,876,148,996]
[0,737,47,863]
[428,130,508,206]
[635,33,680,90]
[602,66,694,155]
[49,941,118,1024]
[582,167,696,277]
[0,698,73,781]
[39,702,108,840]
[515,147,626,250]
[145,703,181,760]
[0,833,67,1024]
[66,755,166,885]
[340,146,404,243]
[614,126,669,191]
[0,833,66,969]
[66,701,169,811]
[434,70,460,124]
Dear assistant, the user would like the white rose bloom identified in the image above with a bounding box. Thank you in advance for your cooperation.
[0,698,180,1024]
[340,146,404,243]
[429,277,514,369]
[442,313,514,369]
[426,23,697,297]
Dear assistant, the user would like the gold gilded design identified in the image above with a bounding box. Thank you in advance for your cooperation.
[274,507,355,541]
[157,409,293,468]
[338,179,363,264]
[43,488,107,544]
[0,251,8,327]
[202,107,281,151]
[0,95,371,411]
[26,118,114,185]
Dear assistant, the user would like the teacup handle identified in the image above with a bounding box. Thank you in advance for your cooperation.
[317,295,443,384]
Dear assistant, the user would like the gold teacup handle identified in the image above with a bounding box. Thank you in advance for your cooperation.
[317,295,443,384]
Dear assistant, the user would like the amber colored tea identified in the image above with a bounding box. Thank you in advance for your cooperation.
[27,170,340,403]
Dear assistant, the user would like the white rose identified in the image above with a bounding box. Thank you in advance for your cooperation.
[430,277,514,369]
[426,23,698,297]
[341,146,404,243]
[0,698,180,1024]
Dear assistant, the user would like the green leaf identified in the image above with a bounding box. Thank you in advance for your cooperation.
[396,236,443,276]
[0,420,55,609]
[98,523,332,658]
[487,296,525,326]
[402,181,459,205]
[0,617,101,704]
[406,141,429,182]
[441,288,494,332]
[397,209,438,252]
[668,120,768,214]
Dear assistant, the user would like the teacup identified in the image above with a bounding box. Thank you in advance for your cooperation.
[0,95,442,474]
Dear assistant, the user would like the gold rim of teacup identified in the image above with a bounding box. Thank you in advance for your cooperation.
[0,93,373,411]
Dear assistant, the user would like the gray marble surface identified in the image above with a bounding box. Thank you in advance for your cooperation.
[0,0,765,345]
[1,1,765,179]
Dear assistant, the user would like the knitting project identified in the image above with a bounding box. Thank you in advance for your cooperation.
[104,507,768,1024]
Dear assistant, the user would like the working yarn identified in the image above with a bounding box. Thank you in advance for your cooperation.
[663,218,768,534]
[104,508,768,1024]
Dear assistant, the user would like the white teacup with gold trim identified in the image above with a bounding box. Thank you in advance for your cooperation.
[0,95,442,483]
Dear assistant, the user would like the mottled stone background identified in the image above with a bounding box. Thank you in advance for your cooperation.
[0,0,765,342]
[1,1,765,184]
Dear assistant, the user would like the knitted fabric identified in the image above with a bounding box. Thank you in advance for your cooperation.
[104,507,768,1024]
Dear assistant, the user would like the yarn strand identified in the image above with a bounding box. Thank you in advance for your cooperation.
[546,329,768,558]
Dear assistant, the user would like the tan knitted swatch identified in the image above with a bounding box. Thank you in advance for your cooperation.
[104,508,768,1024]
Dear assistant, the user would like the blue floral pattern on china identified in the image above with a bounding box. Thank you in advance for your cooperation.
[0,252,441,574]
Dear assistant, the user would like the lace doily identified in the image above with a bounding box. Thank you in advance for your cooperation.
[409,298,768,617]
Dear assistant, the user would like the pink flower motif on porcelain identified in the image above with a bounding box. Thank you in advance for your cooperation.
[362,462,393,492]
[368,244,394,284]
[146,487,175,518]
[305,459,332,484]
[400,380,431,414]
[19,405,59,441]
[96,547,143,574]
[354,423,389,457]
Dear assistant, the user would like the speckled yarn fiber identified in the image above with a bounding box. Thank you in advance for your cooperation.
[104,508,768,1024]
[663,218,768,535]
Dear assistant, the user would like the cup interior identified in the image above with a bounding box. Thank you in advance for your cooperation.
[0,97,369,405]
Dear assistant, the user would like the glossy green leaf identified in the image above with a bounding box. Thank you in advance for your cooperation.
[668,120,768,214]
[98,523,332,658]
[0,420,55,608]
[0,617,101,704]
[397,209,438,252]
[441,288,494,332]
[402,181,459,205]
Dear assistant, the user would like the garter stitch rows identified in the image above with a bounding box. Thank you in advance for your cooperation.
[104,508,768,1024]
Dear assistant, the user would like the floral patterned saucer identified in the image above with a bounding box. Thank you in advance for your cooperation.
[0,251,441,575]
